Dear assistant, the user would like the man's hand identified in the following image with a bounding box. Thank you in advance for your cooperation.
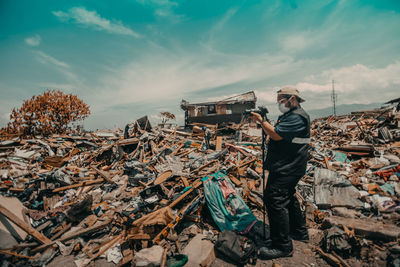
[250,112,263,123]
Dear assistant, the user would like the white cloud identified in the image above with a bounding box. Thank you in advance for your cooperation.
[254,90,278,104]
[53,7,141,38]
[294,62,400,109]
[281,33,310,53]
[34,51,80,84]
[35,51,69,68]
[89,51,297,112]
[137,0,183,22]
[205,7,238,48]
[24,34,41,46]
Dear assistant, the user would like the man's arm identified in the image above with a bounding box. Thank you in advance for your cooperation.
[251,112,283,141]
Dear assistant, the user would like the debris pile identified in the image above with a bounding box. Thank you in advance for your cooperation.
[0,99,399,266]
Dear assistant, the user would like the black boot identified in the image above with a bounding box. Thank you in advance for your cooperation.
[290,231,309,242]
[258,247,293,260]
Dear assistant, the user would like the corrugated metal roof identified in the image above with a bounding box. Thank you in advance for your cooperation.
[181,91,256,107]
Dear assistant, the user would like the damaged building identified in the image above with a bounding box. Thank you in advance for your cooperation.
[180,91,256,127]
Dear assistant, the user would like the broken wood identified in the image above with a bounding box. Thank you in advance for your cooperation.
[50,223,72,241]
[180,176,190,188]
[52,178,104,193]
[154,170,173,185]
[91,166,115,184]
[126,233,151,240]
[33,219,111,252]
[323,215,400,241]
[0,249,37,260]
[228,174,242,186]
[314,247,341,267]
[89,234,122,263]
[0,204,51,245]
[191,159,218,174]
[216,136,222,151]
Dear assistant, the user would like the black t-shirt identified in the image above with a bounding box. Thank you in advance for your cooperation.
[275,113,307,141]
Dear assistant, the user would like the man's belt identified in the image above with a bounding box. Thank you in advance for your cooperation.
[292,137,311,144]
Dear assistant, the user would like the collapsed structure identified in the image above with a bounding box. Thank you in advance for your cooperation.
[180,91,256,127]
[0,97,399,266]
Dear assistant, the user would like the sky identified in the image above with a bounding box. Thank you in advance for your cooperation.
[0,0,399,129]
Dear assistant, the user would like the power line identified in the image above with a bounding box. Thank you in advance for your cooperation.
[331,80,338,116]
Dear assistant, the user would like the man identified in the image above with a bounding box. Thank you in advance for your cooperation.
[202,126,212,150]
[251,86,310,259]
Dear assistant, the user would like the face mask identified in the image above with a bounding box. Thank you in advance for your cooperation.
[278,102,290,113]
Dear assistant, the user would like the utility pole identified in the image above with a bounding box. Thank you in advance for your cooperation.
[331,80,338,116]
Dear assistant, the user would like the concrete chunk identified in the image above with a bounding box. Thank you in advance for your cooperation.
[134,245,164,267]
[323,215,400,241]
[183,234,215,267]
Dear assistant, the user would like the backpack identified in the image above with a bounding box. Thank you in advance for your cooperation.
[214,230,257,265]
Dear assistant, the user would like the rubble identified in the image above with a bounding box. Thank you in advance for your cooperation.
[0,97,399,266]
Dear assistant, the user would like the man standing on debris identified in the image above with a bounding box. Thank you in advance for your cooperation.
[202,126,212,150]
[251,86,310,260]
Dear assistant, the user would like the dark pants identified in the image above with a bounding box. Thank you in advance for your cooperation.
[264,172,308,252]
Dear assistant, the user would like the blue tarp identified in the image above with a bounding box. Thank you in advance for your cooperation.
[203,171,257,232]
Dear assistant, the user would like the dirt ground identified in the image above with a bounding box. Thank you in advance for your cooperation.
[212,238,330,267]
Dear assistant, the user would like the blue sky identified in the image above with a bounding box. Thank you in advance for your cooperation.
[1,0,399,129]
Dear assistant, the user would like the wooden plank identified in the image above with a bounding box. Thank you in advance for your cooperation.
[168,179,203,208]
[154,170,173,185]
[215,136,222,151]
[52,178,104,193]
[161,246,168,267]
[0,249,36,260]
[237,158,256,169]
[324,155,331,170]
[162,128,192,137]
[50,223,72,241]
[228,174,242,186]
[0,204,51,245]
[89,234,122,263]
[33,219,111,252]
[92,166,115,184]
[323,216,400,241]
[117,138,139,146]
[118,253,134,267]
[191,159,218,174]
[170,142,185,156]
[314,247,341,267]
[126,233,151,240]
[180,177,189,188]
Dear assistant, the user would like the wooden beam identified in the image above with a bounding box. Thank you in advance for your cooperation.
[92,166,115,184]
[154,170,173,185]
[117,138,139,146]
[89,234,122,263]
[169,142,185,156]
[191,159,218,174]
[0,204,51,245]
[50,223,72,241]
[52,178,104,193]
[32,219,111,252]
[237,158,256,169]
[180,177,189,188]
[0,249,36,260]
[168,178,207,209]
[228,175,242,187]
[126,233,151,240]
[314,247,341,267]
[215,136,222,151]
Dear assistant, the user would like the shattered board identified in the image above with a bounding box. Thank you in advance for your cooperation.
[314,168,363,209]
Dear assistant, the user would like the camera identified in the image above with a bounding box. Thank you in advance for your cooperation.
[243,106,269,120]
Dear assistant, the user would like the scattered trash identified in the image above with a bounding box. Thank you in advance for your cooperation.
[0,96,399,266]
